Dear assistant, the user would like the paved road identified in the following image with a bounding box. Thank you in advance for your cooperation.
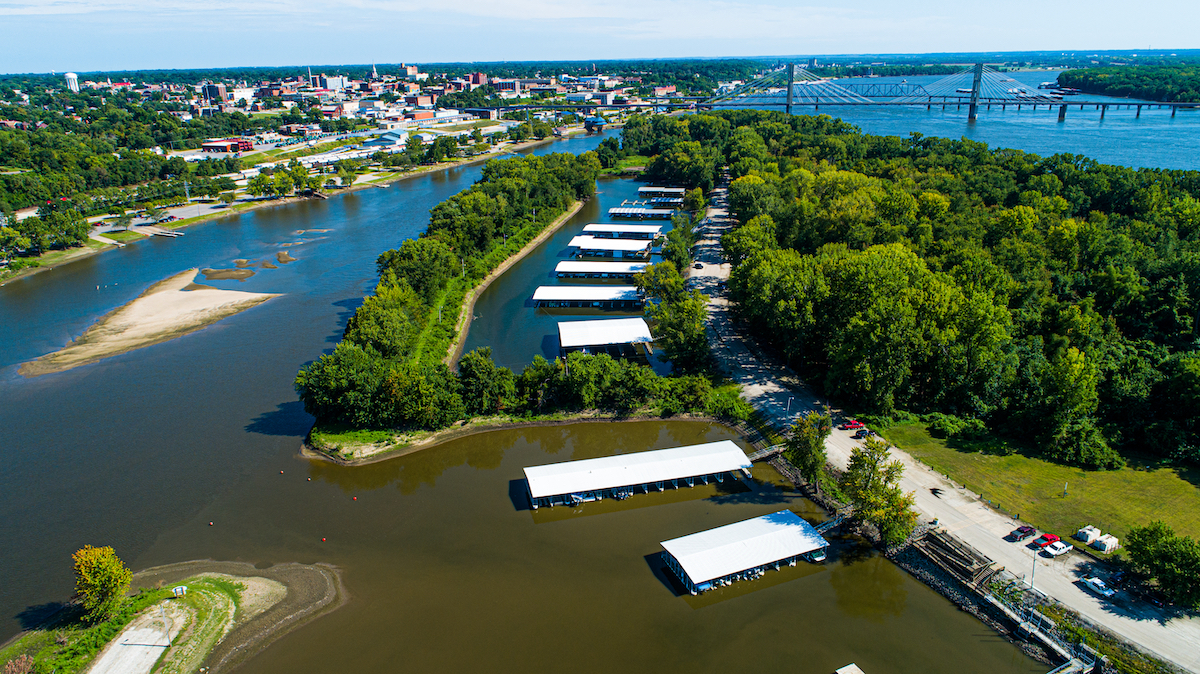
[88,601,187,674]
[689,178,1200,674]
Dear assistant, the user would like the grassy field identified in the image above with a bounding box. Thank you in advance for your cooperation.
[882,422,1200,544]
[102,229,147,243]
[601,155,651,175]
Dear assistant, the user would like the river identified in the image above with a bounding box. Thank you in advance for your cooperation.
[9,99,1189,670]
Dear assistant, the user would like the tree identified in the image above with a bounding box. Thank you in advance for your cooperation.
[785,408,832,487]
[246,174,273,197]
[458,347,517,415]
[339,170,356,188]
[1126,521,1200,608]
[218,191,237,207]
[839,438,918,545]
[112,212,133,231]
[376,238,458,304]
[683,187,706,213]
[142,205,163,223]
[72,545,131,622]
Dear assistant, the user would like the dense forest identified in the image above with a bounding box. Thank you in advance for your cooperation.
[619,109,1200,470]
[293,151,749,433]
[1058,66,1200,102]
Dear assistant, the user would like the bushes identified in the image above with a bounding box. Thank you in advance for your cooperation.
[924,413,988,440]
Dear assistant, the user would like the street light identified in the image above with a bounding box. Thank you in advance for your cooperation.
[786,396,794,416]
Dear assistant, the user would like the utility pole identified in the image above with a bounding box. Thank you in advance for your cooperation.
[967,62,983,122]
[786,63,795,116]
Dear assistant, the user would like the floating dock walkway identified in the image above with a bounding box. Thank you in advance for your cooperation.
[660,509,830,594]
[523,440,752,509]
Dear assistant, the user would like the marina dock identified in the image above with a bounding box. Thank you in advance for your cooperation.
[531,285,643,309]
[523,440,752,509]
[567,235,653,259]
[554,260,649,279]
[558,317,653,357]
[660,509,830,595]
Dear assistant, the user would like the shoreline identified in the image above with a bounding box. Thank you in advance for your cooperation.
[444,199,585,366]
[0,137,561,287]
[128,560,346,674]
[303,413,751,467]
[20,268,279,377]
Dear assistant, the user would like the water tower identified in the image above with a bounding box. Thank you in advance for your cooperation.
[64,72,79,93]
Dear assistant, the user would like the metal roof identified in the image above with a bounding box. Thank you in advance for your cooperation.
[555,261,649,274]
[532,286,641,302]
[524,440,750,499]
[638,186,686,195]
[608,207,676,217]
[582,224,663,235]
[568,235,653,251]
[661,510,828,584]
[558,317,653,349]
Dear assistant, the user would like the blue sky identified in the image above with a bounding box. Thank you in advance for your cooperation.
[1,0,1197,74]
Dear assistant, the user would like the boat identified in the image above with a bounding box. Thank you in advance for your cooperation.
[955,88,974,94]
[803,549,828,563]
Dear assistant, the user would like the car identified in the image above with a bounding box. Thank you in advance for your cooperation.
[1044,541,1072,557]
[1032,534,1061,548]
[852,429,876,439]
[1010,525,1037,541]
[1082,577,1116,598]
[839,419,865,431]
[693,262,703,269]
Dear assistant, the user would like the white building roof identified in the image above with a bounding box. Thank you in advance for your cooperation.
[582,224,663,235]
[555,261,649,274]
[568,236,653,251]
[558,317,653,349]
[661,510,828,585]
[608,207,676,217]
[532,286,641,302]
[524,440,751,499]
[638,186,687,195]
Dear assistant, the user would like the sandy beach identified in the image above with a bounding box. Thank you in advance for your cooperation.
[20,269,279,377]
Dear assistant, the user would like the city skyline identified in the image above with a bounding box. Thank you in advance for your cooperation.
[2,0,1197,74]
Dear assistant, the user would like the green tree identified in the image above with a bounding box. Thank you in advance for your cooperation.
[112,212,133,231]
[683,187,706,213]
[72,545,131,622]
[246,174,273,197]
[785,408,832,487]
[376,237,458,304]
[1126,521,1200,608]
[458,347,517,415]
[218,191,236,206]
[839,438,917,545]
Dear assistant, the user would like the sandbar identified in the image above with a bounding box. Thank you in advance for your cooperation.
[20,269,279,377]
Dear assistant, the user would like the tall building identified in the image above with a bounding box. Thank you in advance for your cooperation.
[64,72,79,93]
[201,83,228,102]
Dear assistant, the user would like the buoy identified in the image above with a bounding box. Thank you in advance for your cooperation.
[353,497,357,501]
[280,470,284,474]
[307,477,311,481]
[321,538,326,542]
[209,522,214,526]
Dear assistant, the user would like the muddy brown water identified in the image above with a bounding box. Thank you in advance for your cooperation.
[0,130,1041,672]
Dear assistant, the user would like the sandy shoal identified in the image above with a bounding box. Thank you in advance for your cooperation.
[21,268,279,377]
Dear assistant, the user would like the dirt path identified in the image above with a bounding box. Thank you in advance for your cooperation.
[697,176,1200,673]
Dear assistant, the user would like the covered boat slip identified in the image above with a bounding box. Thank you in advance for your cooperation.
[554,260,649,279]
[532,285,642,309]
[567,235,653,259]
[661,510,829,595]
[638,186,686,197]
[558,317,652,357]
[523,440,752,509]
[581,223,663,240]
[608,206,676,220]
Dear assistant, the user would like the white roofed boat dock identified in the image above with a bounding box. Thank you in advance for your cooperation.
[531,285,643,308]
[661,510,829,594]
[568,235,653,258]
[581,223,663,239]
[523,440,752,509]
[555,261,649,278]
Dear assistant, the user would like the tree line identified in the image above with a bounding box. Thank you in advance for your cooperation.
[615,109,1200,471]
[1059,66,1200,103]
[294,150,755,435]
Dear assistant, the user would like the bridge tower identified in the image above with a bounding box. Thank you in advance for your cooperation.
[967,63,983,121]
[786,63,795,116]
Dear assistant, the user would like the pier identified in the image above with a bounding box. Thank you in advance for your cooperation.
[607,206,675,220]
[581,223,663,240]
[558,317,654,358]
[531,285,643,309]
[660,509,829,594]
[554,260,649,279]
[567,235,653,259]
[523,440,752,509]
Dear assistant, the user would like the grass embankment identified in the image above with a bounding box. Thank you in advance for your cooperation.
[0,589,171,674]
[309,381,751,463]
[153,575,242,674]
[882,422,1200,544]
[600,155,651,175]
[1036,603,1175,674]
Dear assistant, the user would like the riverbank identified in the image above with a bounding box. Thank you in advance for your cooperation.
[19,268,279,377]
[0,560,342,674]
[444,199,584,365]
[0,137,561,287]
[304,411,750,466]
